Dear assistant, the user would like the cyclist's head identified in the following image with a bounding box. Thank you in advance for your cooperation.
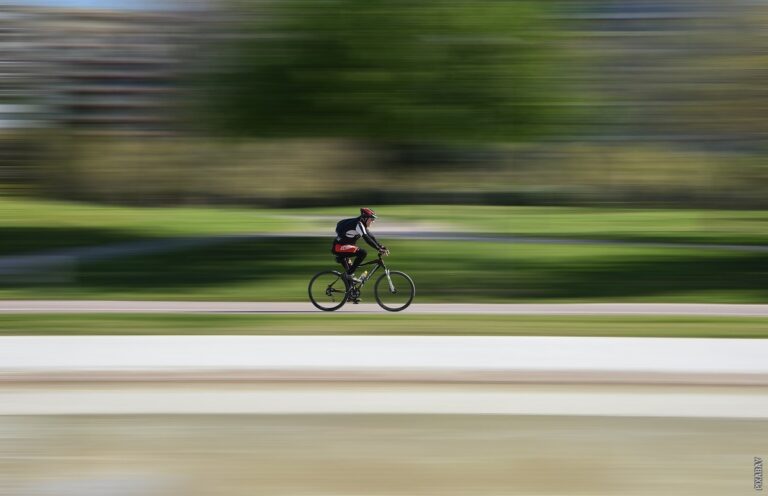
[360,207,377,220]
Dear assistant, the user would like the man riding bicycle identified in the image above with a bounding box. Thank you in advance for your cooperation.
[332,208,389,286]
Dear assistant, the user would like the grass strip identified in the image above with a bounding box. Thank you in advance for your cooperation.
[3,197,768,256]
[0,314,767,338]
[2,238,766,303]
[0,197,311,255]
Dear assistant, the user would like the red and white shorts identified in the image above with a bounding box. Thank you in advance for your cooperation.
[333,243,359,254]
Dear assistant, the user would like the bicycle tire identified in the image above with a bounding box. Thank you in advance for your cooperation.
[374,270,415,312]
[308,270,349,311]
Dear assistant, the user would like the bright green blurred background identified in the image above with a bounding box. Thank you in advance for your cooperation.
[1,197,766,303]
[1,1,767,305]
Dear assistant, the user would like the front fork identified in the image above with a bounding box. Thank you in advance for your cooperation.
[384,268,396,293]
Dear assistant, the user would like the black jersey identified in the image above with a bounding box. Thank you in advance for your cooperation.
[334,217,383,250]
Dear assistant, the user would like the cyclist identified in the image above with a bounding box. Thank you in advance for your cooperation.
[332,207,389,286]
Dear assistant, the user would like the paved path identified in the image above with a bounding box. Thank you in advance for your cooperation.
[2,335,767,384]
[1,300,768,316]
[2,336,768,416]
[385,232,768,253]
[3,383,767,417]
[3,335,765,374]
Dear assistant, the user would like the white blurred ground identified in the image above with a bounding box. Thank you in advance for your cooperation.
[2,335,766,494]
[2,336,767,375]
[2,336,768,417]
[1,382,767,418]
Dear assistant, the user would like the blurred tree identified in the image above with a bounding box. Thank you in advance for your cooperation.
[201,0,568,143]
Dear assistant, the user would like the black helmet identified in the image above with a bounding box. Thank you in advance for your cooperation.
[360,207,377,219]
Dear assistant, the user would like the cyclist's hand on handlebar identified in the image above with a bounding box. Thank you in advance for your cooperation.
[378,247,390,256]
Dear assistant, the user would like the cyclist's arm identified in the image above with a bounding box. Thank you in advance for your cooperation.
[365,233,386,251]
[356,221,384,251]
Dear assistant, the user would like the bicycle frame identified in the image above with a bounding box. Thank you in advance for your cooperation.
[354,255,389,288]
[312,252,413,311]
[331,255,388,295]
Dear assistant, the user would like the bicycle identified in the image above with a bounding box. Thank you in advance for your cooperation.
[308,252,415,312]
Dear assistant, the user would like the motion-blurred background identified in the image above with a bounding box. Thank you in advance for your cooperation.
[0,0,766,302]
[2,0,767,207]
[1,3,768,496]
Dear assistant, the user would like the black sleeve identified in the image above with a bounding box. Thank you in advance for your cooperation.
[363,232,383,250]
[356,220,383,250]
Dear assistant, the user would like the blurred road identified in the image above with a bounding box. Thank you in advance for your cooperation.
[2,335,767,385]
[2,382,768,417]
[1,300,768,315]
[3,414,764,496]
[3,334,766,495]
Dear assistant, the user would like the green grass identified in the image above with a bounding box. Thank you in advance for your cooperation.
[304,205,768,246]
[1,313,767,337]
[2,197,766,304]
[3,196,768,257]
[1,238,766,303]
[0,196,313,255]
[0,197,309,235]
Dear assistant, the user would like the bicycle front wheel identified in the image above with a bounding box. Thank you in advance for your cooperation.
[308,270,349,311]
[374,270,415,312]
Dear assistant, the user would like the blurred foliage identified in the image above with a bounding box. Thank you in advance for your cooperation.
[34,136,385,205]
[3,1,768,208]
[19,136,767,208]
[201,0,568,142]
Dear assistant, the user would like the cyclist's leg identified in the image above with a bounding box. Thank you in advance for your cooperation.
[349,247,367,274]
[333,244,361,274]
[333,244,366,303]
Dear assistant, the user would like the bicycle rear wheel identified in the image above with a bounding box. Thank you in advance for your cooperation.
[308,270,349,311]
[374,270,415,312]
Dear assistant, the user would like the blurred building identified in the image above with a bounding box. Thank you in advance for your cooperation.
[2,0,764,143]
[0,5,201,135]
[569,0,768,148]
[0,9,46,130]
